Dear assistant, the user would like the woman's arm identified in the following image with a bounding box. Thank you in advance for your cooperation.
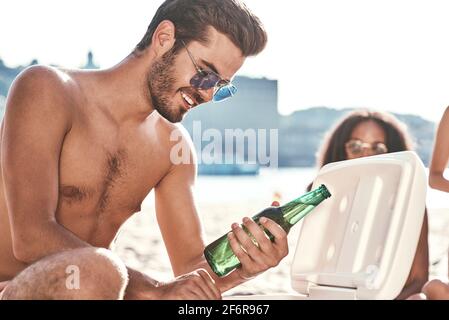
[429,107,449,192]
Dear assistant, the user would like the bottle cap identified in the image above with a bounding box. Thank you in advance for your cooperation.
[319,184,332,199]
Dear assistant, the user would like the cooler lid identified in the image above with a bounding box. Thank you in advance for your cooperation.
[290,151,426,299]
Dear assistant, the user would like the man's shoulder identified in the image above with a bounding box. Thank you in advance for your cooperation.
[154,114,194,147]
[14,65,72,89]
[6,65,78,119]
[152,114,198,169]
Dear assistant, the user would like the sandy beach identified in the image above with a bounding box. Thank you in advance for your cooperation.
[113,173,449,297]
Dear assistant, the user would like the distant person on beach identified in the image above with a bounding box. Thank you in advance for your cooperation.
[0,0,289,300]
[309,109,429,300]
[408,107,449,300]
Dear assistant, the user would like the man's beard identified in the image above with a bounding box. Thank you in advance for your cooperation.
[147,48,184,123]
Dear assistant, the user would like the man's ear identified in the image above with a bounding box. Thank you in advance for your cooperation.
[151,20,176,57]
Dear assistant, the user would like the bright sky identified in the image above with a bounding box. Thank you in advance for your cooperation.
[1,0,449,122]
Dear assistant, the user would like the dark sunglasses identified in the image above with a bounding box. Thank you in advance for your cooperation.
[181,40,237,103]
[345,139,388,156]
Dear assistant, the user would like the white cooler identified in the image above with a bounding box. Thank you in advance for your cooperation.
[226,151,427,300]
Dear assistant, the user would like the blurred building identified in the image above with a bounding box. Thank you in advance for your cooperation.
[83,51,99,69]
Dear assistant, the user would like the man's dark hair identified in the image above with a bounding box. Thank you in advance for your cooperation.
[135,0,267,57]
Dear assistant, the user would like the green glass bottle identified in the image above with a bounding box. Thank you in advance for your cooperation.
[204,184,332,277]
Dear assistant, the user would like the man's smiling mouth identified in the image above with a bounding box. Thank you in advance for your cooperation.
[181,90,196,109]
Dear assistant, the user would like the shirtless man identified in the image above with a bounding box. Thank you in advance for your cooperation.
[0,0,289,300]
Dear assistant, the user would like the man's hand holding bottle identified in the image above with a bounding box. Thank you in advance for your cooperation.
[227,201,289,281]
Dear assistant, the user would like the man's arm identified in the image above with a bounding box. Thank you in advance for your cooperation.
[1,66,91,262]
[154,128,288,293]
[154,144,245,292]
[429,107,449,192]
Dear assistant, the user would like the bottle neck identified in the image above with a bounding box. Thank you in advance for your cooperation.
[280,186,330,226]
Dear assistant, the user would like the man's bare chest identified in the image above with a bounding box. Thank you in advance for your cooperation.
[55,120,170,222]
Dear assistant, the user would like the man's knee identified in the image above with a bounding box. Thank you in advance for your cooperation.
[66,247,129,299]
[2,247,129,300]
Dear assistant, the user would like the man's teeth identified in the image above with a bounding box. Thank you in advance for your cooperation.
[181,92,194,107]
